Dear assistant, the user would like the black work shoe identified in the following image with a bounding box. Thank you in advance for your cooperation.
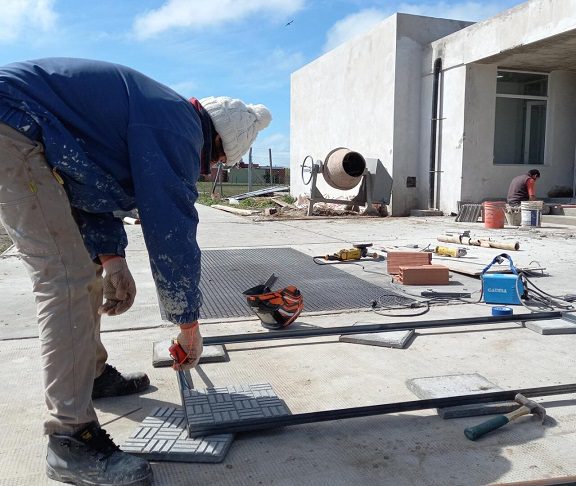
[92,364,150,399]
[46,422,153,485]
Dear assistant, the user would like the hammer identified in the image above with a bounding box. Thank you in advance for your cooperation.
[464,393,546,441]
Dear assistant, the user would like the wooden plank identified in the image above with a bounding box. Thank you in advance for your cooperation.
[212,205,260,216]
[436,258,545,277]
[271,197,296,209]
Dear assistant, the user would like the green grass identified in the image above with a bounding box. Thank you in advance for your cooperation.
[196,181,293,210]
[0,235,12,254]
[197,182,276,198]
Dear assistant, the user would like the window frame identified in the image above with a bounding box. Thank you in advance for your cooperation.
[494,69,549,166]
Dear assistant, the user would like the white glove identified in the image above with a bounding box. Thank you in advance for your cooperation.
[98,257,136,316]
[173,323,203,371]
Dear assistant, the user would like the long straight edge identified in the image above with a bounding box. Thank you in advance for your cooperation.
[188,383,576,437]
[203,311,562,345]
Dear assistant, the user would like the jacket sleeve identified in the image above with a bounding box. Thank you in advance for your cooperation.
[127,124,203,324]
[73,209,128,261]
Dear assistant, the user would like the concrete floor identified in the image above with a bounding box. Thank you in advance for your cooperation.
[1,205,576,485]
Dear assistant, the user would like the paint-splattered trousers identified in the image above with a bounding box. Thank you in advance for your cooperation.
[0,123,108,435]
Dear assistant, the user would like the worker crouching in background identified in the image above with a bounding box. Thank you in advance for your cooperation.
[507,169,541,205]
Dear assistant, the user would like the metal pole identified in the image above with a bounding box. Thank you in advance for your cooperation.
[188,382,576,437]
[268,148,273,185]
[248,147,253,192]
[203,311,563,346]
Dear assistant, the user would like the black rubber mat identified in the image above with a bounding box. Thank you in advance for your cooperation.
[192,247,413,320]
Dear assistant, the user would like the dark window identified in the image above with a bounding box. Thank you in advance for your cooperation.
[494,71,548,165]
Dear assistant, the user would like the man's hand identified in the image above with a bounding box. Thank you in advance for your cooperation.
[98,256,137,316]
[173,322,203,371]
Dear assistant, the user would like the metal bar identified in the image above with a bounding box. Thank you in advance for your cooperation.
[228,185,290,201]
[188,383,576,437]
[203,311,562,346]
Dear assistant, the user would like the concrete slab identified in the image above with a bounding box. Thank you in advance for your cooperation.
[407,373,519,419]
[152,339,229,367]
[3,207,576,485]
[182,383,291,436]
[121,407,234,463]
[524,319,576,335]
[339,329,415,349]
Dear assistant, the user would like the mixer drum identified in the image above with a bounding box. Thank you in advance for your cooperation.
[322,148,366,190]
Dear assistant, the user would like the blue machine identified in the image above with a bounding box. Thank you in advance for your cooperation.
[481,254,525,305]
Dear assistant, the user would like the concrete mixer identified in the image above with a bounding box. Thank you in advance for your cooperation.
[300,148,392,216]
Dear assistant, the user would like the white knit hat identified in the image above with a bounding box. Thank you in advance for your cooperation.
[200,96,272,165]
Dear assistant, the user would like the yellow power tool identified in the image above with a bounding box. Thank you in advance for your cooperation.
[434,245,467,258]
[324,243,378,261]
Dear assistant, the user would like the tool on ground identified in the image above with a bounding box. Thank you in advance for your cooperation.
[481,253,525,305]
[492,306,513,316]
[433,245,467,258]
[322,243,378,261]
[243,274,304,330]
[245,285,304,330]
[464,393,546,441]
[168,340,194,389]
[187,383,571,437]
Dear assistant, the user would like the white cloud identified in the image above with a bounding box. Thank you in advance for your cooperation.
[323,1,514,52]
[241,48,305,90]
[134,0,305,39]
[0,0,57,43]
[323,8,390,52]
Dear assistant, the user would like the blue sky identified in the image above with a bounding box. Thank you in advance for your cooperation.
[1,0,523,166]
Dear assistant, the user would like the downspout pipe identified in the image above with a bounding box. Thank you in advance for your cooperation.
[429,57,442,210]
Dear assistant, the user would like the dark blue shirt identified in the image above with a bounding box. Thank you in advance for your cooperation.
[0,58,209,323]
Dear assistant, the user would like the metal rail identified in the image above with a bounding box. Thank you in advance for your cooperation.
[203,311,563,346]
[188,382,576,437]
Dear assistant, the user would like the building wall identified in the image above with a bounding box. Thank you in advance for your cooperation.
[290,14,469,215]
[392,15,471,214]
[544,71,576,198]
[429,0,576,71]
[290,15,398,202]
[457,67,576,206]
[436,65,468,213]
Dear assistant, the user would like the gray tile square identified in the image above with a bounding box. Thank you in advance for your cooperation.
[406,373,518,419]
[121,407,234,463]
[339,329,414,348]
[525,319,576,335]
[180,383,291,437]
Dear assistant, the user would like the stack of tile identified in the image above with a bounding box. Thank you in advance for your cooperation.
[387,251,432,275]
[397,265,450,285]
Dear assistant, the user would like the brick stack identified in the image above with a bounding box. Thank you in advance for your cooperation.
[397,265,450,285]
[386,251,432,275]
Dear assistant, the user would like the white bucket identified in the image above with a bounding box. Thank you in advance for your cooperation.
[520,200,543,227]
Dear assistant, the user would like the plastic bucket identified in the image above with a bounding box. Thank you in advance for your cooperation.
[504,205,521,226]
[521,200,543,227]
[483,201,506,229]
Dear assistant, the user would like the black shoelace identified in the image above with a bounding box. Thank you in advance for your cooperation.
[76,425,120,459]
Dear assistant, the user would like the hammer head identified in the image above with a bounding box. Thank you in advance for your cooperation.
[514,393,547,423]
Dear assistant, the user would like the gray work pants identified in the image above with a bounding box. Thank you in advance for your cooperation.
[0,123,108,435]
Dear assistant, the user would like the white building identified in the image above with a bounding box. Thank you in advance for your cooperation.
[290,0,576,216]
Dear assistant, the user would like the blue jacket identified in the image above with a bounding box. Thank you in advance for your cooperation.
[0,58,211,324]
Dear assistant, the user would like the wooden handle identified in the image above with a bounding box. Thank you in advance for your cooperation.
[464,415,510,441]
